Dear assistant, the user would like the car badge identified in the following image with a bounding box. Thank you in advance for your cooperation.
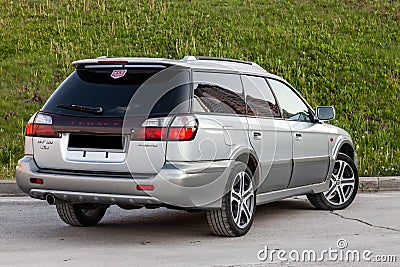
[111,69,127,79]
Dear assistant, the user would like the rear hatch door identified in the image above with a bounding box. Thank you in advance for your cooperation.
[33,64,191,175]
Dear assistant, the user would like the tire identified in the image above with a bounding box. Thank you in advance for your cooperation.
[206,162,256,237]
[56,202,108,226]
[307,153,358,210]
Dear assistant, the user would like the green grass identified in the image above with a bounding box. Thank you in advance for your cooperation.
[0,0,399,179]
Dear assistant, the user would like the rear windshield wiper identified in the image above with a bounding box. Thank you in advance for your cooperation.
[56,104,103,114]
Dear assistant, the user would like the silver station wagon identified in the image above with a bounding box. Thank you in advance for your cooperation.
[16,56,358,236]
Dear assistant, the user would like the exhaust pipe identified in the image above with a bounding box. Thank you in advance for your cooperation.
[46,194,56,205]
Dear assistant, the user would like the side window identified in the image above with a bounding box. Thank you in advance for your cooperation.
[242,75,280,118]
[192,72,246,115]
[268,79,311,122]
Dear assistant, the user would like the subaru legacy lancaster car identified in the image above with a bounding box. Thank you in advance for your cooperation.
[16,56,358,236]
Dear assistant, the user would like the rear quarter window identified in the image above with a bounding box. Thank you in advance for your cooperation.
[192,72,246,115]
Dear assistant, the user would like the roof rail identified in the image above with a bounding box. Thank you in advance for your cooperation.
[183,56,253,65]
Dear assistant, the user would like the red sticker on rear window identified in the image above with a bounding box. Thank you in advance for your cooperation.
[111,69,127,79]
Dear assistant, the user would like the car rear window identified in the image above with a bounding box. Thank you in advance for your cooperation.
[42,67,191,117]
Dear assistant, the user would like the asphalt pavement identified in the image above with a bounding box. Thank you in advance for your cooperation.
[0,192,399,266]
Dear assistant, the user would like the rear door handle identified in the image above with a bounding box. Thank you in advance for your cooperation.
[253,132,262,140]
[295,132,302,141]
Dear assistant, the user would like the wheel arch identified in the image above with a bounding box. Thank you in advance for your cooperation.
[230,148,260,189]
[338,143,355,161]
[333,138,353,159]
[332,137,358,169]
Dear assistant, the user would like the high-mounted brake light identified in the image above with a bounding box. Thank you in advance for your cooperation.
[25,113,60,138]
[132,115,198,141]
[98,60,128,65]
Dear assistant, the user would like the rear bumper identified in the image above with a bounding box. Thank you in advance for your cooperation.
[16,156,232,209]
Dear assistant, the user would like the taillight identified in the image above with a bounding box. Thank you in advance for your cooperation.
[25,113,60,138]
[25,122,34,136]
[140,127,168,140]
[168,127,194,140]
[132,115,198,141]
[168,115,198,141]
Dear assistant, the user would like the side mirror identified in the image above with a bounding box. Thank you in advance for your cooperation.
[316,106,335,121]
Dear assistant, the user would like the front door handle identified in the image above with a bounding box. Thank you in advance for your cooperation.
[253,132,262,140]
[295,132,302,141]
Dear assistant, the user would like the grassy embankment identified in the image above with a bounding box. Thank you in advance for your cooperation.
[0,0,399,179]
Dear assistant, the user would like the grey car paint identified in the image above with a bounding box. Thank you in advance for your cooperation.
[16,56,356,210]
[287,121,331,188]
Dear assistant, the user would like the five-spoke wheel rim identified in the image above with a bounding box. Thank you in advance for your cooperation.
[324,159,356,205]
[230,171,254,229]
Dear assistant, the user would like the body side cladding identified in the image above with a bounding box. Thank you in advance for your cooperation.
[256,180,330,205]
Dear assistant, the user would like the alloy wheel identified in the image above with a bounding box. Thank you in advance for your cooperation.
[230,171,255,229]
[324,159,356,205]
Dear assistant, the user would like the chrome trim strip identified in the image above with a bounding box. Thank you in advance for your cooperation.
[293,155,330,163]
[163,160,229,174]
[261,159,292,166]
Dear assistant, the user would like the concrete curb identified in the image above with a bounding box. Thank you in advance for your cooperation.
[359,176,400,192]
[1,177,399,196]
[0,180,26,196]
